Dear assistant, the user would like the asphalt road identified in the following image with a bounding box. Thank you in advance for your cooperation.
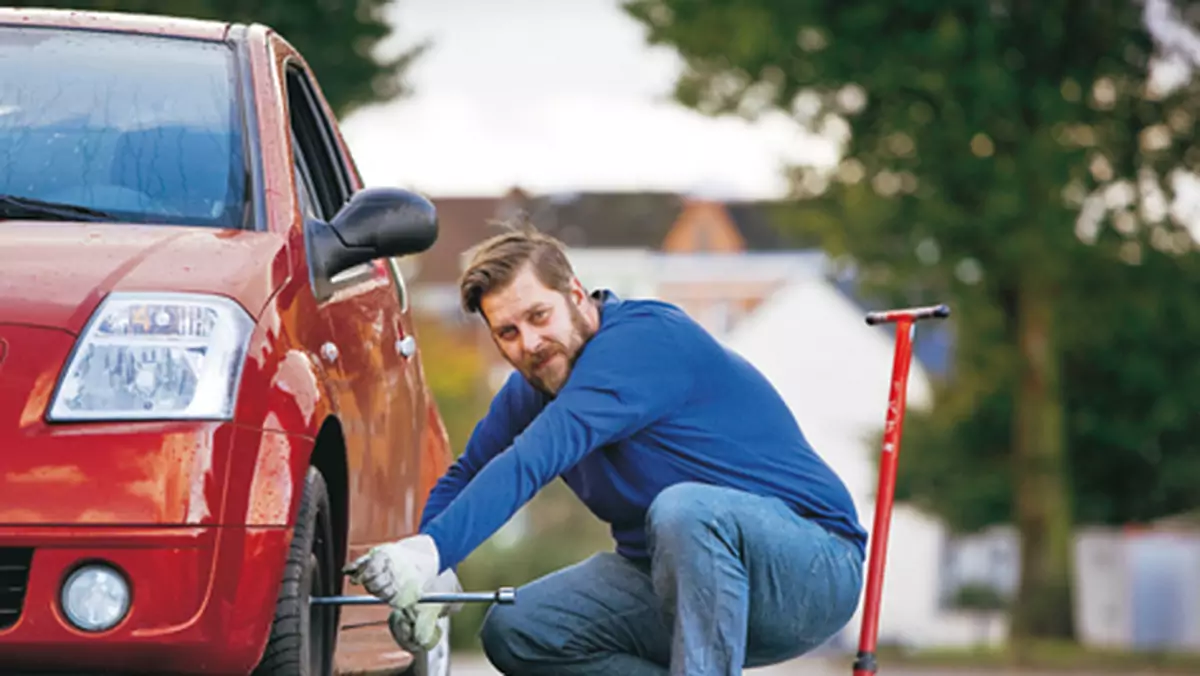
[446,654,1095,675]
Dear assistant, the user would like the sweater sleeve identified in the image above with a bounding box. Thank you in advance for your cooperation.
[420,310,695,571]
[418,369,544,532]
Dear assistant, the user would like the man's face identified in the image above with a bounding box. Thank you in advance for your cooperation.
[480,264,596,396]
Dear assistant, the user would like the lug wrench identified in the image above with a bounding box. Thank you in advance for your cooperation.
[311,586,516,606]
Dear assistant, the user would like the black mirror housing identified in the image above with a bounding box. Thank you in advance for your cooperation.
[307,187,438,295]
[331,187,438,256]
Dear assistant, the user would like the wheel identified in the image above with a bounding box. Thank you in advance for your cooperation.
[401,616,451,676]
[255,467,339,676]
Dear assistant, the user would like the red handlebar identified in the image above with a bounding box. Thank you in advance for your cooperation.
[864,304,950,326]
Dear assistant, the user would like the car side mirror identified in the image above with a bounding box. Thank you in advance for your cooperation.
[307,187,438,294]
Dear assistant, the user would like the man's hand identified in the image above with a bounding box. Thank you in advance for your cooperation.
[343,534,440,609]
[343,535,464,653]
[387,569,463,652]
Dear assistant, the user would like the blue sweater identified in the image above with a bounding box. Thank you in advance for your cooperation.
[419,291,866,571]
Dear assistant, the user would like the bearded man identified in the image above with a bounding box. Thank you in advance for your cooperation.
[346,226,866,676]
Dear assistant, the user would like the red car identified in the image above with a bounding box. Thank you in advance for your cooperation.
[0,8,454,675]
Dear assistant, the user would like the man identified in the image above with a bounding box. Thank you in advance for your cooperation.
[346,226,866,675]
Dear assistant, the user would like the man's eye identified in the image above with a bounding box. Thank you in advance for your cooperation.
[533,309,548,321]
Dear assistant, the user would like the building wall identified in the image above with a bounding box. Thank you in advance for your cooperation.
[657,281,780,335]
[1075,526,1200,651]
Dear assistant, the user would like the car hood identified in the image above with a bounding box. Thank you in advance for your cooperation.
[0,221,291,334]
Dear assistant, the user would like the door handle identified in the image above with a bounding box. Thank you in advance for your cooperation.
[321,342,339,363]
[396,335,417,358]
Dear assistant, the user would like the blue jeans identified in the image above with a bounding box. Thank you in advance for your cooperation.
[478,482,864,675]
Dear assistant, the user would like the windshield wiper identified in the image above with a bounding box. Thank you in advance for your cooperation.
[0,194,117,222]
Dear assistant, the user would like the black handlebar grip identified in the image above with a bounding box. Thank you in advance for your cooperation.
[865,304,951,326]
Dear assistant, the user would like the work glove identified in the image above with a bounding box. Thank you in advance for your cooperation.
[342,534,458,652]
[344,534,440,608]
[386,568,463,652]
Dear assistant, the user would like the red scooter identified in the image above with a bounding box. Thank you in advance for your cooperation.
[854,303,951,675]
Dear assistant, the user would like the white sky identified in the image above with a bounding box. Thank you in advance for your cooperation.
[337,0,1200,240]
[338,0,837,200]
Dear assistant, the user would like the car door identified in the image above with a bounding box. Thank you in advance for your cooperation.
[283,62,423,547]
[379,256,427,532]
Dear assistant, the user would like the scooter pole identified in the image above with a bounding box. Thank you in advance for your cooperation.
[854,304,950,676]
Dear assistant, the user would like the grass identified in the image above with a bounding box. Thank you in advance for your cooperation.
[875,640,1200,673]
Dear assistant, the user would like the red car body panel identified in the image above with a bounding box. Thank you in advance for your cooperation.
[0,526,291,673]
[0,8,453,674]
[0,223,290,336]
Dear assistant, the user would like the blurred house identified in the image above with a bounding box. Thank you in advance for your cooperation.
[939,517,1200,652]
[1074,520,1200,652]
[409,187,803,312]
[411,187,950,368]
[411,186,950,367]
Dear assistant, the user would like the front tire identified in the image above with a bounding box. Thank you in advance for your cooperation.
[255,467,338,675]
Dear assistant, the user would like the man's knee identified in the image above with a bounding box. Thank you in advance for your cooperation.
[480,598,576,674]
[646,481,725,543]
[479,603,529,674]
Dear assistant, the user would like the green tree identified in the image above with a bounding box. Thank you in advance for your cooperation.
[894,238,1200,532]
[10,0,426,116]
[624,0,1199,648]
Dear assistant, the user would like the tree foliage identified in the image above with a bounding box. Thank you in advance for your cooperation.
[9,0,427,116]
[895,241,1200,535]
[624,0,1200,647]
[409,310,490,460]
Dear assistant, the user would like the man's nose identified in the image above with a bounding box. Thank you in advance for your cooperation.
[522,330,543,354]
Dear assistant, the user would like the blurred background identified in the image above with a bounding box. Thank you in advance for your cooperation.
[15,0,1200,671]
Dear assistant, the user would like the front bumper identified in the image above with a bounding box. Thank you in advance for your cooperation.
[0,524,291,674]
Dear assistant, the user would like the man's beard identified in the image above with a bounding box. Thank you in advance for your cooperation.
[521,302,594,396]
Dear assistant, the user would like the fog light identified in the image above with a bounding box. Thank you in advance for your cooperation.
[61,564,130,632]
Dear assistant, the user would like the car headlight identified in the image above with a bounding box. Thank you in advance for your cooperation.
[47,292,254,421]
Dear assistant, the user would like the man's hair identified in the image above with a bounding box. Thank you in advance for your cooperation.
[459,220,576,317]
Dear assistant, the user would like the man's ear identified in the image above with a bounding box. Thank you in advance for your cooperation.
[568,277,589,306]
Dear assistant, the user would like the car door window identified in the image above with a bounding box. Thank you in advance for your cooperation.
[284,63,349,221]
[292,132,320,220]
[285,62,371,282]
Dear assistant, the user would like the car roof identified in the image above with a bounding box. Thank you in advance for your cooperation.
[0,7,231,42]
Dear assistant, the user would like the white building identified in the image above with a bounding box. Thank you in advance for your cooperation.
[1074,524,1200,651]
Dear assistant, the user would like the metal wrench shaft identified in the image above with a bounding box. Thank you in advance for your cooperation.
[310,586,516,606]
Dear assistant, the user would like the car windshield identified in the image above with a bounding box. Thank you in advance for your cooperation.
[0,25,248,228]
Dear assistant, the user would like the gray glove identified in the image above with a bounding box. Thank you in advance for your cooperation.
[387,568,463,652]
[343,534,441,609]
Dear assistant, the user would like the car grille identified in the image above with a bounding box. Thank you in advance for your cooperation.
[0,547,33,630]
